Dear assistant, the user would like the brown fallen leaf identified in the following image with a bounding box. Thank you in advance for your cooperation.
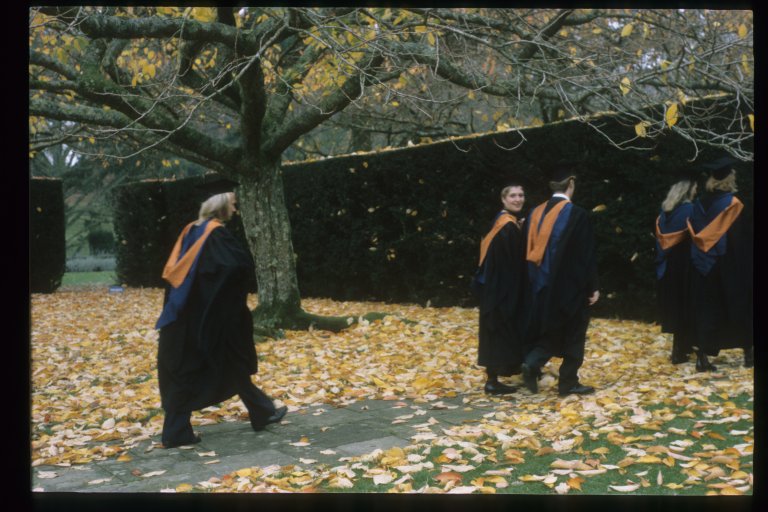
[567,476,584,490]
[435,472,463,484]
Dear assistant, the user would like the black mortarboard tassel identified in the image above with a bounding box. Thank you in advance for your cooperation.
[701,155,738,180]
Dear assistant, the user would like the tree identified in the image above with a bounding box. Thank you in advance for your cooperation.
[29,7,753,333]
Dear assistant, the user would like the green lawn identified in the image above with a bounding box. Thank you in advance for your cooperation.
[61,271,118,286]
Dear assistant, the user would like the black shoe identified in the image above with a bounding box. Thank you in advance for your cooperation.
[252,406,288,431]
[559,384,595,396]
[671,351,689,364]
[163,433,202,449]
[521,363,538,393]
[695,353,716,372]
[484,381,517,395]
[744,347,754,368]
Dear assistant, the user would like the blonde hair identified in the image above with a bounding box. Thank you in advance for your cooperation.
[705,171,737,193]
[661,180,696,212]
[197,192,235,224]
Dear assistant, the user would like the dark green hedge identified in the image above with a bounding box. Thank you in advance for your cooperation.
[30,177,66,293]
[113,180,166,288]
[87,230,115,255]
[113,176,256,290]
[111,101,752,321]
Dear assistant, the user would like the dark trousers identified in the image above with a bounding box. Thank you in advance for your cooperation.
[524,307,589,392]
[162,377,276,446]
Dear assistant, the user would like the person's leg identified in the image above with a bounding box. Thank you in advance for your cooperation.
[743,345,754,368]
[162,410,199,447]
[236,376,282,430]
[522,344,550,393]
[558,308,592,395]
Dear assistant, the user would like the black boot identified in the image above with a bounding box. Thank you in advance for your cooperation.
[695,351,716,372]
[521,363,539,393]
[484,370,516,395]
[744,347,754,368]
[671,348,688,365]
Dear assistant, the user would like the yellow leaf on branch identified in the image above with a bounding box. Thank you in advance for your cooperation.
[665,102,679,127]
[620,77,631,95]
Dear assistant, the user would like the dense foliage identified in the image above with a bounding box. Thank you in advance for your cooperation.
[30,178,66,293]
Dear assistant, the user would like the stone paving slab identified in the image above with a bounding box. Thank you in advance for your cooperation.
[30,398,497,493]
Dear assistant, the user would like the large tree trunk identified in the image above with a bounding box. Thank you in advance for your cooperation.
[237,159,354,336]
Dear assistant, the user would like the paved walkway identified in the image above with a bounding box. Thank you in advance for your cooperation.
[31,395,503,492]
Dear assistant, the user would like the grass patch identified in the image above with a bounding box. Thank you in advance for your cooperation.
[61,271,118,287]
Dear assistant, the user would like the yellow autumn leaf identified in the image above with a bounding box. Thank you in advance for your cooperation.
[636,455,662,464]
[176,483,193,492]
[635,121,649,138]
[741,54,751,74]
[665,102,679,127]
[620,77,631,95]
[621,23,634,37]
[618,457,636,468]
[738,24,748,38]
[371,376,388,387]
[592,204,607,212]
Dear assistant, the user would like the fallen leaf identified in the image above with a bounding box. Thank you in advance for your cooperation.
[435,472,463,484]
[142,470,167,478]
[610,483,640,492]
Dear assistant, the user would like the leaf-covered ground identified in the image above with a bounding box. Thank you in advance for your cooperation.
[30,288,753,494]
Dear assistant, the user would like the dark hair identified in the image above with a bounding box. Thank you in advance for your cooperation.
[548,176,573,193]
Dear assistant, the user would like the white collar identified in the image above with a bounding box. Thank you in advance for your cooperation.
[552,193,570,200]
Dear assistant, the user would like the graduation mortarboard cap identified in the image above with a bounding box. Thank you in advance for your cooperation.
[701,155,738,180]
[195,173,240,198]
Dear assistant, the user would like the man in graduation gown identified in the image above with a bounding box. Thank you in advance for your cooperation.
[472,183,527,395]
[687,156,753,371]
[155,179,286,448]
[520,167,599,396]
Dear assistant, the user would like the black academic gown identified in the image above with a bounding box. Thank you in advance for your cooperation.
[655,204,695,355]
[157,226,259,414]
[690,193,753,355]
[523,198,599,357]
[476,217,526,376]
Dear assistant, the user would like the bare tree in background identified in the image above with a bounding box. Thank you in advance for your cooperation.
[29,7,753,333]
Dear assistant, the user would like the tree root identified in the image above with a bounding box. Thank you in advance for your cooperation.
[251,305,407,341]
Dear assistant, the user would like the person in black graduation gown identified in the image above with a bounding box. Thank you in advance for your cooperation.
[155,182,287,448]
[687,156,753,371]
[520,167,599,396]
[472,183,527,395]
[655,173,698,364]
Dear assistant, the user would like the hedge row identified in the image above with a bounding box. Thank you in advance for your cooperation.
[113,102,752,320]
[30,177,66,293]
